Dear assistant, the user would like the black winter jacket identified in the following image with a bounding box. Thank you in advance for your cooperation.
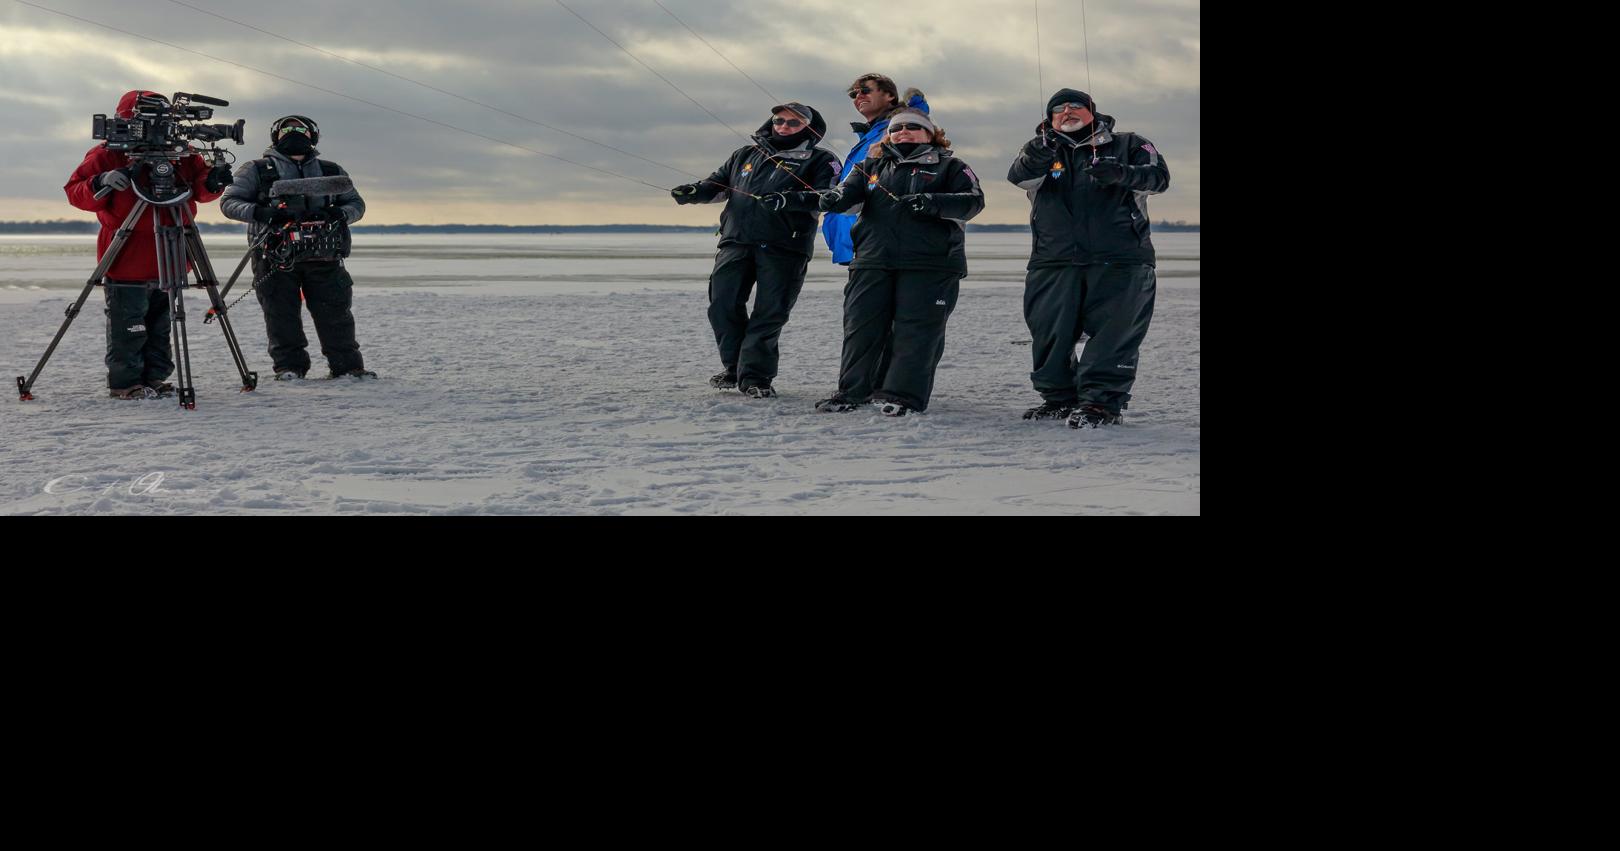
[790,143,984,275]
[688,107,842,256]
[1006,113,1169,268]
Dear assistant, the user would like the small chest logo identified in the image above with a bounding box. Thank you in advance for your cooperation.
[868,173,880,187]
[741,163,754,179]
[1050,162,1065,180]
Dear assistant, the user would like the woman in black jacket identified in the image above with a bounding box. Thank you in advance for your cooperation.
[769,109,984,416]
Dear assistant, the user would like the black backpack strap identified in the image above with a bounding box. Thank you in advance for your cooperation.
[254,158,280,206]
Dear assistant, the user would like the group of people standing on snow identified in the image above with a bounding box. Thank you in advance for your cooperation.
[65,74,1170,430]
[675,73,1169,428]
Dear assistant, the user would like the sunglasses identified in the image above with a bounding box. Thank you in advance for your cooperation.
[771,117,805,128]
[847,85,876,99]
[889,123,929,133]
[277,125,312,138]
[1050,102,1091,114]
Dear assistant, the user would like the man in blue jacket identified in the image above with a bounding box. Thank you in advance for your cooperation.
[820,74,929,266]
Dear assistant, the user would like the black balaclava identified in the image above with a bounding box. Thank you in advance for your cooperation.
[275,132,314,157]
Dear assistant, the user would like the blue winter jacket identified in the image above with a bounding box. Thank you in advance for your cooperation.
[821,91,930,265]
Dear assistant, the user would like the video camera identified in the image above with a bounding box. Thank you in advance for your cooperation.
[91,92,245,204]
[93,91,244,153]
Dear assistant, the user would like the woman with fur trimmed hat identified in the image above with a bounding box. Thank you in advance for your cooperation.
[770,109,985,416]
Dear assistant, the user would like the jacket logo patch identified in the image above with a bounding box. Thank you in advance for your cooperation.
[868,173,880,187]
[1050,162,1065,180]
[126,325,146,334]
[1141,143,1157,155]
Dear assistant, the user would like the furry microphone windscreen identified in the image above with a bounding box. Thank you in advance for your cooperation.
[269,176,353,197]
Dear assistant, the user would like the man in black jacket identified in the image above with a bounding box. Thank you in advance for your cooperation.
[220,115,373,381]
[1007,89,1169,428]
[671,103,841,398]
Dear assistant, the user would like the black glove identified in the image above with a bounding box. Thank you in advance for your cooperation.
[817,191,841,212]
[204,163,233,193]
[1084,158,1127,185]
[900,194,937,216]
[95,169,131,193]
[1035,119,1061,151]
[760,192,789,212]
[253,205,298,227]
[671,183,701,205]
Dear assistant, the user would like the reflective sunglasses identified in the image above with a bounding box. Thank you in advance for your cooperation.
[847,85,876,99]
[889,123,929,133]
[1050,102,1091,114]
[771,117,805,128]
[276,125,312,138]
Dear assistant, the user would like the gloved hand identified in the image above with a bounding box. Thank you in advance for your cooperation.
[1084,158,1127,185]
[204,163,233,193]
[1035,119,1061,151]
[817,190,842,212]
[253,205,298,227]
[760,192,789,212]
[900,194,937,216]
[671,183,700,205]
[95,169,131,193]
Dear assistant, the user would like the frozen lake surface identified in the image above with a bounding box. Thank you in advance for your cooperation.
[0,232,1200,514]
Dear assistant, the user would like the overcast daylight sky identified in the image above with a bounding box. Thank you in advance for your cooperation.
[0,0,1199,226]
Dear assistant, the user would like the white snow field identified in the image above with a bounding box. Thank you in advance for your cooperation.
[0,231,1199,515]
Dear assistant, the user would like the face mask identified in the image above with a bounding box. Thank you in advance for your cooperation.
[275,132,314,156]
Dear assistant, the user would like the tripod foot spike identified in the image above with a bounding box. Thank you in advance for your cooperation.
[17,376,34,401]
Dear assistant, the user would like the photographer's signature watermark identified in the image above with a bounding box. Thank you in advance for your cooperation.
[44,473,168,497]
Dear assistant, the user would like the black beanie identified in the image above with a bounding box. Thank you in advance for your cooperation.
[1045,88,1095,118]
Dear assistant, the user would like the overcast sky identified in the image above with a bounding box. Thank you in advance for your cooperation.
[0,0,1199,226]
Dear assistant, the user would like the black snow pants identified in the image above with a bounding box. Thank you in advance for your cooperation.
[837,267,961,412]
[103,280,172,389]
[1023,263,1156,413]
[706,244,810,389]
[253,258,365,376]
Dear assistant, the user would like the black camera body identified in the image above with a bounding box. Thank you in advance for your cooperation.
[92,92,244,155]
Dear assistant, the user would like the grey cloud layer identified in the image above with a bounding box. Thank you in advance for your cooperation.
[1,0,1199,224]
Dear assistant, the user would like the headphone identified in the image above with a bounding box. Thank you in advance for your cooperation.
[270,115,321,146]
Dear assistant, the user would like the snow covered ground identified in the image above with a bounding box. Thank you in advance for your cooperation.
[0,231,1199,514]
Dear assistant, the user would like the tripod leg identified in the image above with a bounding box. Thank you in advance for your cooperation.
[210,236,265,310]
[180,209,257,391]
[16,200,150,400]
[155,206,196,410]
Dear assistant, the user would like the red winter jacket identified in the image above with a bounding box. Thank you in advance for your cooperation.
[63,90,223,281]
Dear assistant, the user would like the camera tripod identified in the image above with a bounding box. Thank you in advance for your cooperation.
[15,188,258,410]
